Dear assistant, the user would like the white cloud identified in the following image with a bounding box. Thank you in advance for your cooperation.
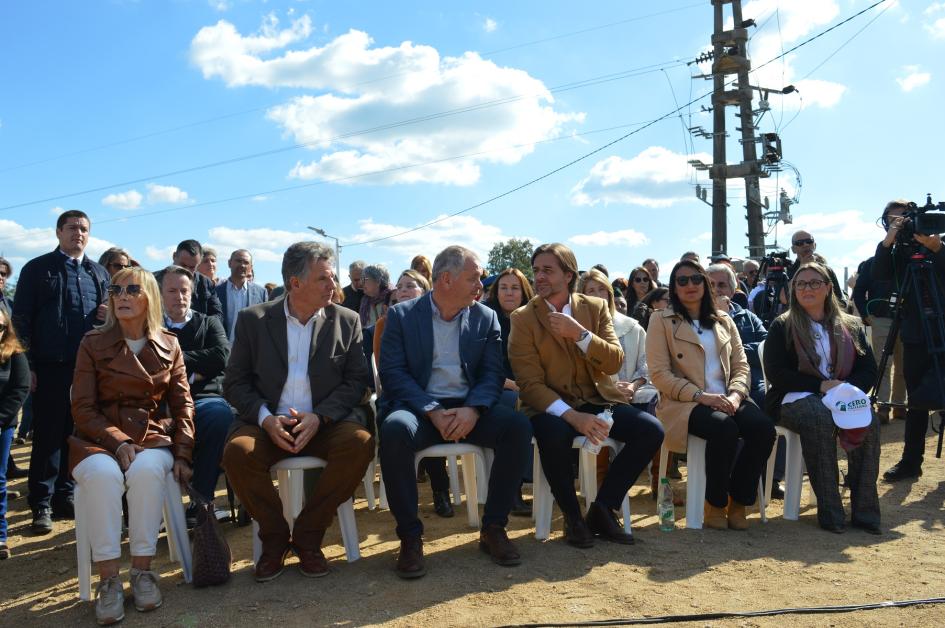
[251,195,268,202]
[146,183,190,204]
[145,245,177,262]
[190,16,582,185]
[206,226,315,262]
[102,189,143,210]
[569,229,649,247]
[783,210,883,268]
[0,219,116,275]
[570,146,711,207]
[50,206,65,216]
[921,3,945,37]
[896,65,932,91]
[483,17,497,33]
[209,0,231,11]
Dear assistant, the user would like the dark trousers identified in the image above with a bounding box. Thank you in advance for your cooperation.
[901,342,933,468]
[28,362,76,510]
[532,403,664,517]
[688,400,775,508]
[223,421,374,552]
[0,425,13,542]
[17,393,33,438]
[191,397,234,503]
[379,400,532,538]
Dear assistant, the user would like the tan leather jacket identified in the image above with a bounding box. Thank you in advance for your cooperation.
[69,324,195,473]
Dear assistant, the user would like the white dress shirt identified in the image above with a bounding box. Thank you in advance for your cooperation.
[544,297,594,418]
[256,299,326,426]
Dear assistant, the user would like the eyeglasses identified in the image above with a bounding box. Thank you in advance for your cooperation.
[0,271,7,278]
[792,238,815,246]
[675,274,705,287]
[794,279,826,291]
[632,276,650,284]
[108,284,143,297]
[107,262,131,270]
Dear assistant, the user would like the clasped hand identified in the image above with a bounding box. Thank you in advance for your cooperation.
[429,407,480,442]
[564,409,611,446]
[696,392,741,415]
[263,407,321,453]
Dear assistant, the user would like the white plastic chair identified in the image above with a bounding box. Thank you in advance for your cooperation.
[76,471,192,601]
[251,456,360,564]
[412,443,487,528]
[532,437,632,541]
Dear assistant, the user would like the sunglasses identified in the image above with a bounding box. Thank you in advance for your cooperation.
[107,262,132,270]
[794,279,826,291]
[793,238,815,246]
[675,274,705,287]
[108,284,143,297]
[632,276,650,283]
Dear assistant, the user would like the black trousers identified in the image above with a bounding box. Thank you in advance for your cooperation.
[688,400,776,508]
[28,362,76,510]
[532,403,664,517]
[901,342,934,468]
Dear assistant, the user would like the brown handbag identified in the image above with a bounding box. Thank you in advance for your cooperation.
[186,484,232,587]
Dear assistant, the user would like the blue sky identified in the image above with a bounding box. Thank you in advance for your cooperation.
[1,0,941,286]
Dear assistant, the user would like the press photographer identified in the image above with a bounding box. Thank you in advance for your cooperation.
[873,197,945,482]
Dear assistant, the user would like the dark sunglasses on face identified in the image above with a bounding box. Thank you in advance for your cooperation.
[675,274,705,287]
[793,238,815,246]
[108,262,131,270]
[108,284,143,297]
[632,276,649,283]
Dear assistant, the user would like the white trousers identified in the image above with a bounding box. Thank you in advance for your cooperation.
[72,448,174,563]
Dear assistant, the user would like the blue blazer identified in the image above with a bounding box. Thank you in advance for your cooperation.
[378,292,504,420]
[216,280,268,338]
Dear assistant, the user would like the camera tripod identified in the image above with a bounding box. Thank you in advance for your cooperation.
[872,247,945,458]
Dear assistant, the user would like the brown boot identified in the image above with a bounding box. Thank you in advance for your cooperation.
[727,497,749,531]
[703,501,728,530]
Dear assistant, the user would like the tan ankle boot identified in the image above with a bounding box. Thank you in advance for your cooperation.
[703,501,728,530]
[727,497,749,531]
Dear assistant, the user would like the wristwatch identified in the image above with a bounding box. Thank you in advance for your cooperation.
[577,330,590,342]
[692,390,704,402]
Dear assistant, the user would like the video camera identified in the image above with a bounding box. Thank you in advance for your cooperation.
[892,194,945,246]
[753,251,792,325]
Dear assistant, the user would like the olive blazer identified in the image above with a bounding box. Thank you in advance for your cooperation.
[645,307,751,452]
[508,293,625,416]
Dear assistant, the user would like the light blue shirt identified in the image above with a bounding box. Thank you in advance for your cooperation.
[225,279,250,340]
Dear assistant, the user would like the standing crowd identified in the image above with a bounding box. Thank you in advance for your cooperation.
[0,199,941,624]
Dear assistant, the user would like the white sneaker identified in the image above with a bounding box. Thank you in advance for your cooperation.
[129,568,162,612]
[94,575,125,625]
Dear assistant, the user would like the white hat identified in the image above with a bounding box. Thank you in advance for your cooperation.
[821,383,872,429]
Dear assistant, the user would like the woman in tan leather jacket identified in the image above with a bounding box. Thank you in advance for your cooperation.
[69,266,194,625]
[646,260,775,531]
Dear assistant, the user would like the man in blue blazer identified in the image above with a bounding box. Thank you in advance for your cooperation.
[216,249,268,342]
[379,245,532,579]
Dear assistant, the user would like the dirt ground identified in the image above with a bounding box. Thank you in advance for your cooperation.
[2,419,944,628]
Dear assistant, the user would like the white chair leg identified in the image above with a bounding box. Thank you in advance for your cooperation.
[533,444,554,540]
[686,436,706,530]
[578,448,597,509]
[448,456,462,506]
[252,520,262,564]
[163,475,193,583]
[764,435,777,518]
[75,484,92,601]
[336,498,361,562]
[783,431,804,520]
[460,453,479,528]
[378,468,389,510]
[477,449,492,505]
[757,476,767,524]
[620,494,632,535]
[363,458,376,511]
[531,441,541,522]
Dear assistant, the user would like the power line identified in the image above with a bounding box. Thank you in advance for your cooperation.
[0,2,704,175]
[0,59,687,212]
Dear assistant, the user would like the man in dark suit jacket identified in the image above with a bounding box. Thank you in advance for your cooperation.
[160,265,233,513]
[215,249,269,342]
[153,239,223,319]
[12,210,110,533]
[378,245,532,579]
[222,242,374,583]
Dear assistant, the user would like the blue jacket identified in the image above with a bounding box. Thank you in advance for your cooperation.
[378,292,504,420]
[729,302,767,395]
[12,249,110,365]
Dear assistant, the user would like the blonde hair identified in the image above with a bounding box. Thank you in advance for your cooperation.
[398,269,431,293]
[579,268,616,317]
[780,262,865,363]
[100,267,165,335]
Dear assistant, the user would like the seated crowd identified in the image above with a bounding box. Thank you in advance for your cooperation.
[1,201,940,625]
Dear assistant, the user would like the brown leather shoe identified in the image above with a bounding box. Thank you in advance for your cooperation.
[585,501,634,545]
[563,512,595,548]
[703,501,728,530]
[727,497,749,531]
[296,546,330,578]
[254,546,290,583]
[395,535,426,579]
[479,524,521,566]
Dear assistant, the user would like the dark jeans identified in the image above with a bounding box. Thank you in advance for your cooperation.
[0,425,13,542]
[379,400,532,538]
[191,397,234,503]
[688,400,775,508]
[28,362,76,511]
[532,403,664,517]
[901,342,933,469]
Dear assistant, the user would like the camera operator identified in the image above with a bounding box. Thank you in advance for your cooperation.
[787,231,847,308]
[874,199,945,482]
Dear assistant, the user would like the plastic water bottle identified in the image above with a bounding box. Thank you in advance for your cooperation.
[582,407,614,454]
[658,478,675,532]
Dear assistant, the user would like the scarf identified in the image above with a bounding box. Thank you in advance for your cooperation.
[792,320,867,451]
[359,287,391,327]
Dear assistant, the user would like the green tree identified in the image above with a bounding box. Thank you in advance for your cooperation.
[486,238,534,279]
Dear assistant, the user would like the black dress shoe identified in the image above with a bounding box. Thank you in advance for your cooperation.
[883,462,922,482]
[851,519,882,535]
[479,524,521,566]
[769,482,785,501]
[819,521,846,534]
[585,501,634,545]
[510,491,532,518]
[32,508,53,535]
[432,490,454,518]
[563,512,594,548]
[6,460,27,479]
[395,535,427,579]
[51,497,75,520]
